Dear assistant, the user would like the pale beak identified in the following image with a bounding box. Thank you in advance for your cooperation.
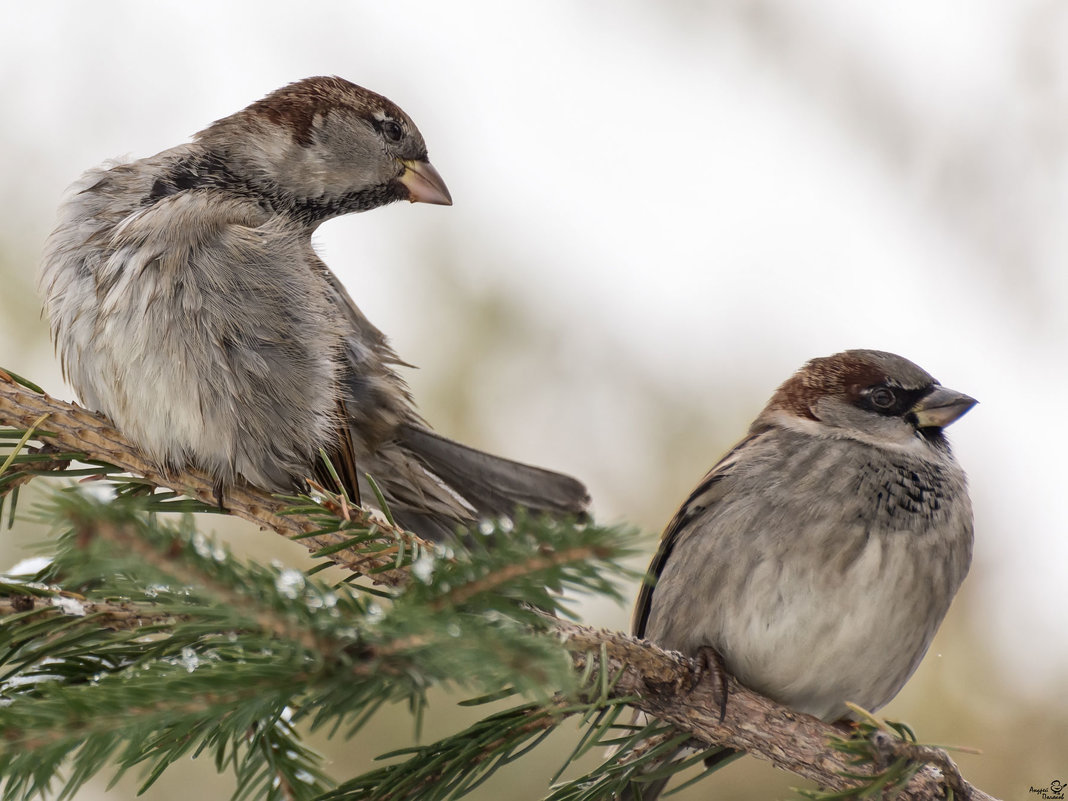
[910,386,978,429]
[398,159,452,205]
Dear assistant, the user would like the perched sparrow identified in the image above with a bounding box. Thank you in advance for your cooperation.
[38,76,589,539]
[627,349,975,799]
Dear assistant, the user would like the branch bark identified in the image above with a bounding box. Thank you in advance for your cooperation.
[0,594,177,629]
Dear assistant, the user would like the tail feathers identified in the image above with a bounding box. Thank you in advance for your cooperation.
[398,424,590,522]
[353,446,477,542]
[388,506,470,543]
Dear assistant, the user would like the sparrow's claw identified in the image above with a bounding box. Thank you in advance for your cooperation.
[213,480,227,511]
[693,645,730,724]
[831,718,862,735]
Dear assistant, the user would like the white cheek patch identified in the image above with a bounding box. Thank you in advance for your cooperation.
[766,408,933,456]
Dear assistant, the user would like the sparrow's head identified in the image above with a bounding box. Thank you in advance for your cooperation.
[197,76,450,221]
[758,349,977,450]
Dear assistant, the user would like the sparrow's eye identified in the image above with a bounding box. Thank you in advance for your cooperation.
[869,387,897,410]
[381,120,403,142]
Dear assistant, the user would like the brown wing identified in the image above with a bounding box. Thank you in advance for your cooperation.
[632,435,757,638]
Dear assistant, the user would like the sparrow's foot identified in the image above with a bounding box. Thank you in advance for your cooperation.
[212,480,227,511]
[693,645,729,724]
[831,718,861,736]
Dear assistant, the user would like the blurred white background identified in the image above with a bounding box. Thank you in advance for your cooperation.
[1,2,1065,798]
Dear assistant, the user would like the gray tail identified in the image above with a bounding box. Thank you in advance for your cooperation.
[398,423,590,524]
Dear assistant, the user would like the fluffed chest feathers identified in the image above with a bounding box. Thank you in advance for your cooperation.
[760,429,970,537]
[45,186,346,489]
[852,453,960,525]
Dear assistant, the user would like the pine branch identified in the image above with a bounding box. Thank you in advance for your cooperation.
[0,368,429,585]
[323,613,995,801]
[321,700,574,801]
[0,594,178,631]
[0,489,632,800]
[551,618,996,801]
[0,370,998,801]
[332,615,994,800]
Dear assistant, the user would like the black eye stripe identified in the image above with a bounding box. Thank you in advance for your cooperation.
[859,385,930,417]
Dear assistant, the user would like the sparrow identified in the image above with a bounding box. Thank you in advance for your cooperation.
[38,76,589,539]
[626,349,976,799]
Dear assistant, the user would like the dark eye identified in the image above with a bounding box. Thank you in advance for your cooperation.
[381,120,403,142]
[869,387,897,410]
